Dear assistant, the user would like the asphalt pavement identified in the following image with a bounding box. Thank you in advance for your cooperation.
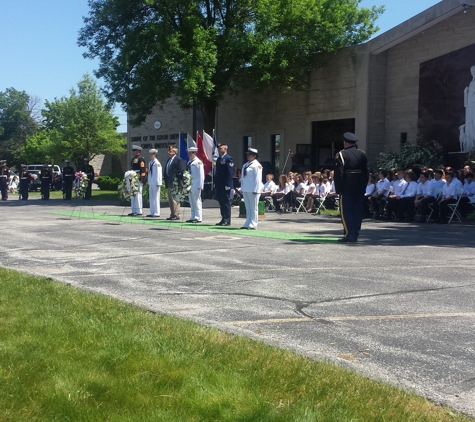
[1,198,474,416]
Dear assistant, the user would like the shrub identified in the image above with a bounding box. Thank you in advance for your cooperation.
[377,135,444,170]
[96,173,123,191]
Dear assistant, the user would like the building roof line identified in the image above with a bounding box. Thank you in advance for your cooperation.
[365,0,475,55]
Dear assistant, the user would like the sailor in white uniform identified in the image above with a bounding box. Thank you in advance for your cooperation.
[147,149,162,217]
[186,147,205,223]
[240,148,263,229]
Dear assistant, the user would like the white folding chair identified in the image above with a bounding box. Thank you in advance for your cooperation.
[295,186,311,214]
[313,191,329,215]
[447,188,464,224]
[426,188,442,222]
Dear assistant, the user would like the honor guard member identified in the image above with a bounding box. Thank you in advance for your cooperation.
[186,146,205,223]
[40,164,52,200]
[19,164,31,200]
[146,149,162,218]
[82,158,94,200]
[333,132,370,243]
[214,143,234,226]
[128,145,147,216]
[0,160,10,200]
[240,148,263,229]
[163,144,186,220]
[62,159,75,200]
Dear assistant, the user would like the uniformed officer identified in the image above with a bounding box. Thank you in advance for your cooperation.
[0,160,10,201]
[19,164,31,200]
[214,143,234,226]
[163,145,186,220]
[240,148,263,230]
[40,164,52,200]
[146,149,162,218]
[186,146,205,223]
[333,132,370,243]
[129,145,147,216]
[82,158,94,200]
[62,159,75,200]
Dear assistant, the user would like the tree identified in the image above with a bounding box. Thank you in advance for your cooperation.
[0,88,39,165]
[78,0,384,132]
[35,74,125,169]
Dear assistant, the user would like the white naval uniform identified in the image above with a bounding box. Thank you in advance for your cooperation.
[241,159,263,229]
[188,157,205,221]
[148,158,162,216]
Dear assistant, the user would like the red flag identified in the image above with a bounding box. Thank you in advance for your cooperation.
[196,131,212,175]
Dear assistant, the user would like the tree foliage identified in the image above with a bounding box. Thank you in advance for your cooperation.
[376,135,444,170]
[78,0,384,131]
[22,75,125,169]
[0,88,40,164]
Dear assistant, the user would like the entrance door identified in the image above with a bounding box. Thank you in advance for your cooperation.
[311,119,355,169]
[270,134,280,176]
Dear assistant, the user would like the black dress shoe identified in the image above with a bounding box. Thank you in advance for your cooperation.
[240,227,248,230]
[128,213,136,216]
[192,220,201,223]
[167,216,177,220]
[221,222,230,226]
[186,219,194,223]
[215,221,224,226]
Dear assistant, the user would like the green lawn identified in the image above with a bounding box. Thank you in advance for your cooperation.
[0,268,471,422]
[28,190,118,201]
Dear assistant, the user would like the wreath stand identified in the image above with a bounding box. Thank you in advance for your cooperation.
[70,197,95,220]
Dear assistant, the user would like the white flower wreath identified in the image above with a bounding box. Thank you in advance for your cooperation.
[73,171,89,198]
[119,171,139,201]
[172,170,192,203]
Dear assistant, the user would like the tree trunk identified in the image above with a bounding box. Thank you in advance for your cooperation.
[200,99,217,135]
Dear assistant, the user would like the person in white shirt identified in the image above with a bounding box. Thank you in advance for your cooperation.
[283,174,306,212]
[414,171,437,222]
[304,179,316,212]
[240,148,263,229]
[452,171,463,190]
[146,149,162,218]
[186,147,205,223]
[395,171,418,221]
[371,169,391,219]
[260,174,277,201]
[306,175,321,212]
[432,169,447,190]
[436,171,459,223]
[459,172,475,217]
[364,173,376,217]
[384,168,407,219]
[273,174,291,213]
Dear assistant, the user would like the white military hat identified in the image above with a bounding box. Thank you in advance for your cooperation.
[188,147,198,152]
[246,148,258,154]
[132,145,142,151]
[149,149,157,154]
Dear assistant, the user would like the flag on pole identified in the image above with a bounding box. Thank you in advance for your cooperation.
[196,131,212,175]
[187,133,196,149]
[179,133,188,160]
[203,130,219,163]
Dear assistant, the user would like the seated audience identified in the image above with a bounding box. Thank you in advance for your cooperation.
[370,169,391,219]
[395,171,418,221]
[272,174,291,213]
[384,168,407,219]
[435,171,459,224]
[414,171,437,222]
[260,174,276,201]
[459,172,475,217]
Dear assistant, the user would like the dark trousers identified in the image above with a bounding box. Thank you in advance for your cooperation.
[438,198,457,222]
[459,197,474,217]
[419,196,437,217]
[272,192,285,211]
[41,179,50,200]
[63,179,73,200]
[216,186,231,222]
[340,194,365,241]
[19,180,29,200]
[385,197,400,218]
[371,195,386,217]
[84,178,93,199]
[396,197,416,220]
[0,179,7,200]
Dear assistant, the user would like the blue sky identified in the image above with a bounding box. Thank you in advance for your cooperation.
[0,0,443,132]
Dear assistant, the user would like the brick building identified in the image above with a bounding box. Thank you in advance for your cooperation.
[127,0,475,171]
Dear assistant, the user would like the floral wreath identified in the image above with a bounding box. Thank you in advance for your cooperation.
[119,171,139,201]
[73,171,89,198]
[172,170,192,203]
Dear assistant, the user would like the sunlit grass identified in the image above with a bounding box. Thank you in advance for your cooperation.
[0,268,471,421]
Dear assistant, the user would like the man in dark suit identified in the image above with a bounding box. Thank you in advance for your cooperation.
[214,143,234,226]
[0,160,10,201]
[163,144,186,220]
[40,164,52,200]
[19,164,31,200]
[82,158,94,200]
[62,159,75,200]
[334,132,370,243]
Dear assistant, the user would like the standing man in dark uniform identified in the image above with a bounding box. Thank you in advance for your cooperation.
[0,160,10,201]
[334,132,370,243]
[82,158,94,200]
[40,164,52,200]
[19,164,31,200]
[62,159,75,200]
[163,145,186,220]
[214,143,234,226]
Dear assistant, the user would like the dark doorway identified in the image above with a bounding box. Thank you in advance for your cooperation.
[311,119,355,170]
[242,136,252,166]
[270,134,280,176]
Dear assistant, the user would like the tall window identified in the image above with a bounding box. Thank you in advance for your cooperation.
[271,134,280,176]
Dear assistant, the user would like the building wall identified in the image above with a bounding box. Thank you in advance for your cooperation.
[216,48,357,168]
[383,8,475,151]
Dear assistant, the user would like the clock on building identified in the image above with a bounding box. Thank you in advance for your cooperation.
[153,121,162,130]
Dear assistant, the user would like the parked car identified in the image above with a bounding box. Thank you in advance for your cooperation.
[26,164,44,191]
